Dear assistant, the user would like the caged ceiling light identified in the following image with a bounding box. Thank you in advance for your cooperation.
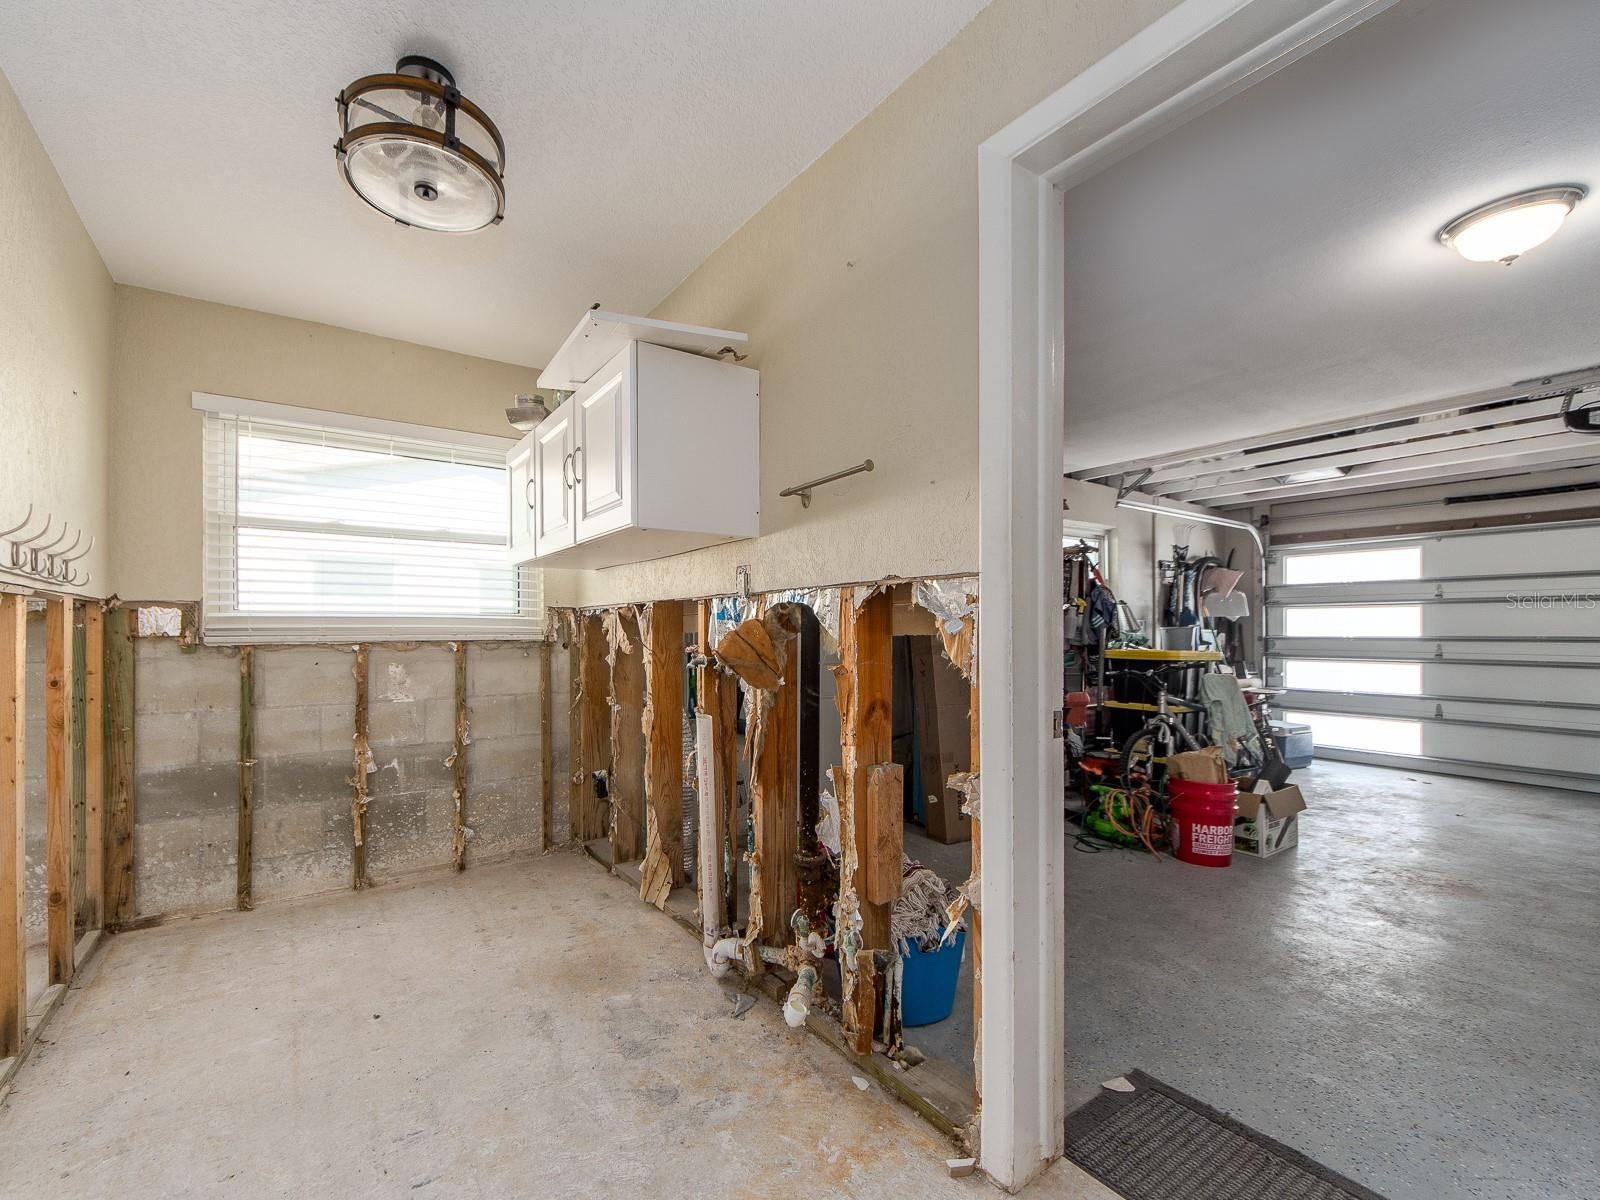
[1437,185,1586,265]
[335,55,505,233]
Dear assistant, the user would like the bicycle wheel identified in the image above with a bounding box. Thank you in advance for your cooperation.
[1121,719,1198,790]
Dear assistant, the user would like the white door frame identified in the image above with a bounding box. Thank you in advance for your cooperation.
[975,0,1394,1188]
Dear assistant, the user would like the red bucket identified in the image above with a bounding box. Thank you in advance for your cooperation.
[1169,778,1237,867]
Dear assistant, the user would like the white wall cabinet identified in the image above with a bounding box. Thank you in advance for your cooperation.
[509,318,758,570]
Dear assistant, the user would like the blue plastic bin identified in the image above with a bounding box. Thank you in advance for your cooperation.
[900,928,967,1027]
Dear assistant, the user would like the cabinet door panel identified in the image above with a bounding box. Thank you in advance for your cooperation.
[574,348,635,541]
[506,435,538,564]
[533,407,576,554]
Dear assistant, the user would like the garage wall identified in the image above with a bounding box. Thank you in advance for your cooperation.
[1064,479,1249,637]
[566,0,1181,609]
[0,69,114,595]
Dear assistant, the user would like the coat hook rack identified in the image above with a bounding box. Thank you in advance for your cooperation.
[2,507,94,589]
[779,459,874,508]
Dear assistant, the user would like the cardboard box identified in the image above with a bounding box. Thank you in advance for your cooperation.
[1233,777,1306,858]
[1168,747,1227,784]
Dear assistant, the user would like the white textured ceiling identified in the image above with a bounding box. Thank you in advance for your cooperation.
[1064,0,1600,472]
[0,0,989,367]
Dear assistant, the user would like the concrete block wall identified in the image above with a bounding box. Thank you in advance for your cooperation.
[129,634,560,921]
[132,637,242,920]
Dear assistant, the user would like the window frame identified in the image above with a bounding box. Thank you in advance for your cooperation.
[196,392,542,644]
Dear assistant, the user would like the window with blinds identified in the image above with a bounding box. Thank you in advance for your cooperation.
[200,400,541,643]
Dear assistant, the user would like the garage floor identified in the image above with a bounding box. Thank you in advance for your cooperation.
[907,759,1600,1200]
[0,853,1113,1200]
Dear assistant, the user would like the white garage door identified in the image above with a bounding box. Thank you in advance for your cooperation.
[1265,523,1600,793]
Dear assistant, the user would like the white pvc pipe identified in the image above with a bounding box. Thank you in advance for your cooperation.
[705,936,741,978]
[784,965,819,1028]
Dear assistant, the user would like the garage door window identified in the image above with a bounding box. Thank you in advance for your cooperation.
[1282,659,1422,694]
[1285,710,1421,755]
[1281,545,1422,584]
[1282,605,1422,638]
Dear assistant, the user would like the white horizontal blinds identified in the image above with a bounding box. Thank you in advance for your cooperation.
[202,411,541,642]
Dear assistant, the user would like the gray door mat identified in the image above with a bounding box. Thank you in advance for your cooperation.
[1065,1070,1388,1200]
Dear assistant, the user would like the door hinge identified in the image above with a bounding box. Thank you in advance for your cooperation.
[1052,709,1066,739]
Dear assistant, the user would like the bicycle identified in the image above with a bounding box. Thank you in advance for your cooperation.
[1111,663,1206,793]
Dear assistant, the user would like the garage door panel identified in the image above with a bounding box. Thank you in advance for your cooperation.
[1270,523,1600,790]
[1281,689,1600,728]
[1271,572,1600,605]
[1421,725,1598,775]
[1422,527,1600,575]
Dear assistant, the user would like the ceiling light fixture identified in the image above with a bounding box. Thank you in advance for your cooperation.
[336,55,505,233]
[1275,465,1350,485]
[1438,185,1586,265]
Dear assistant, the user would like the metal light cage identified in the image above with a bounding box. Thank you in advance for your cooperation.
[335,56,506,232]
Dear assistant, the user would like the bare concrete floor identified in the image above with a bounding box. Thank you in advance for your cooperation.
[914,759,1600,1200]
[0,852,1110,1199]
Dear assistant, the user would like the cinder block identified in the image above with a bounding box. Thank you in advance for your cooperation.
[255,705,324,758]
[319,703,357,754]
[470,694,536,741]
[422,698,458,744]
[134,761,236,821]
[466,645,536,696]
[134,711,202,772]
[259,648,352,708]
[368,698,424,747]
[370,743,451,793]
[470,736,537,784]
[199,705,239,765]
[468,777,539,857]
[373,647,455,702]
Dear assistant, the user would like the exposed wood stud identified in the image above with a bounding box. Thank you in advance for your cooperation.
[608,609,646,865]
[539,639,553,853]
[716,659,739,931]
[0,594,26,1058]
[693,600,725,937]
[861,762,904,907]
[574,615,612,843]
[751,612,799,946]
[70,609,86,932]
[640,602,685,908]
[849,589,894,988]
[451,642,469,871]
[45,599,74,984]
[82,605,105,931]
[236,645,255,911]
[350,644,372,891]
[104,608,135,927]
[567,636,582,843]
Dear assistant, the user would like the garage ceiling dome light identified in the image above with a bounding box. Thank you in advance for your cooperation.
[336,55,506,233]
[1438,185,1586,265]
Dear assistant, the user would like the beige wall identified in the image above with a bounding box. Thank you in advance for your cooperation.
[106,286,572,601]
[569,0,1179,608]
[0,70,114,594]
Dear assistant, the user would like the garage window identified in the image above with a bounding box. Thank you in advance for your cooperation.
[1281,659,1422,694]
[1282,604,1421,638]
[1281,545,1422,584]
[1285,710,1421,755]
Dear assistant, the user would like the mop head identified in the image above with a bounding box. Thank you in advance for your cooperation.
[892,860,961,952]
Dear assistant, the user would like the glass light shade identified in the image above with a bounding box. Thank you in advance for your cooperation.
[1439,186,1585,264]
[337,67,505,233]
[344,135,500,232]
